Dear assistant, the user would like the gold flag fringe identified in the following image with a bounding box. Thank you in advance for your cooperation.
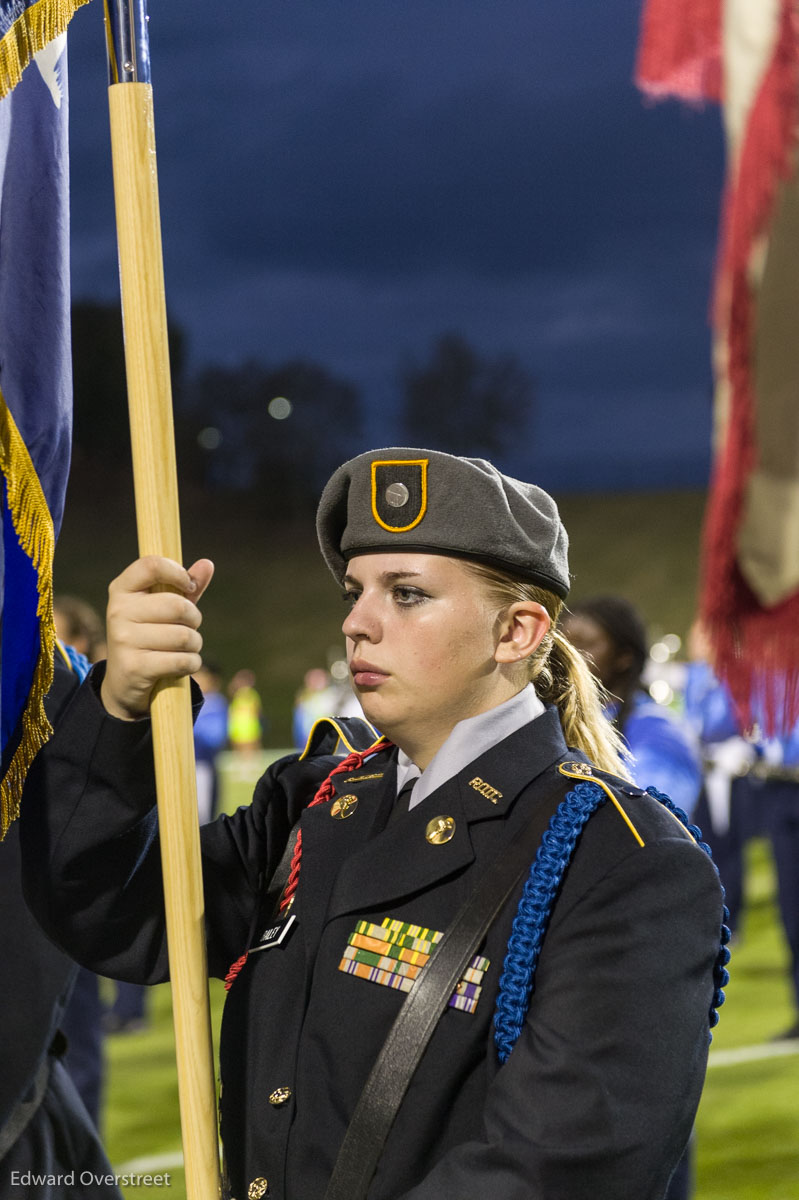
[0,390,56,837]
[0,0,90,101]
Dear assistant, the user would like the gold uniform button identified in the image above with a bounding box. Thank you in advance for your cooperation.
[331,794,359,819]
[268,1086,292,1106]
[248,1178,269,1200]
[425,816,456,845]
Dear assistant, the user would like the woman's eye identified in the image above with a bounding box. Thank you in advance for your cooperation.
[393,586,428,606]
[342,591,360,607]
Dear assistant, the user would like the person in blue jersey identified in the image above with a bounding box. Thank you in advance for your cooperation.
[193,659,229,824]
[562,595,702,819]
[751,720,799,1039]
[21,449,725,1200]
[682,621,758,941]
[684,627,799,1042]
[684,636,799,1041]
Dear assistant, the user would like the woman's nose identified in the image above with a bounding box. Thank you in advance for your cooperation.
[342,595,378,642]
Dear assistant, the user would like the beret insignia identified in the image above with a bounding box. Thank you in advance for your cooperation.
[371,459,428,533]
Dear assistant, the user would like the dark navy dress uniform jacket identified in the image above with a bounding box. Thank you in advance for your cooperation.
[20,668,724,1200]
[1,658,122,1199]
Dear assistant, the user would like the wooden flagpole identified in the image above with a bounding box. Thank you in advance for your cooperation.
[103,2,221,1196]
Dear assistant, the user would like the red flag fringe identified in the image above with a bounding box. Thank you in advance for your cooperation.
[700,0,799,734]
[635,0,722,103]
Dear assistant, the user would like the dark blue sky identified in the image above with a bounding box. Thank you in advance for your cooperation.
[65,1,725,490]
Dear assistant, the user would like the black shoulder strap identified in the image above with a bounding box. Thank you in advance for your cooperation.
[323,771,572,1200]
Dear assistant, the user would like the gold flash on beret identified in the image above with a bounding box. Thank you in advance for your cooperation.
[371,459,428,533]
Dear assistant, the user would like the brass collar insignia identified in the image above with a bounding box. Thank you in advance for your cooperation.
[469,776,503,803]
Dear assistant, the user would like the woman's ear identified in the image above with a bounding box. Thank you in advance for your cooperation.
[494,602,551,663]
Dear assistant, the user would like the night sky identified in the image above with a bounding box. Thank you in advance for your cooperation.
[65,0,726,490]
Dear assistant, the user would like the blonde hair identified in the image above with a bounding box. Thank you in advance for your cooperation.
[463,561,630,778]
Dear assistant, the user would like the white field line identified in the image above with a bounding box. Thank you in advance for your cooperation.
[115,1149,185,1173]
[115,1043,799,1175]
[707,1038,799,1068]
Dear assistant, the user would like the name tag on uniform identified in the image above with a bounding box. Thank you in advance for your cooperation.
[248,913,297,955]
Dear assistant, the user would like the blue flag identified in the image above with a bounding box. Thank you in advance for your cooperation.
[0,0,87,834]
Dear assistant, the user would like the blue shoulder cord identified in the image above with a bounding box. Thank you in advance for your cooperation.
[493,780,732,1064]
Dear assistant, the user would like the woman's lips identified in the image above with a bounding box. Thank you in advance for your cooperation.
[350,660,389,687]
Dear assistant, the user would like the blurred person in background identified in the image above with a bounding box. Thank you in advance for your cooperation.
[53,594,106,663]
[292,667,340,749]
[193,659,228,824]
[749,722,799,1040]
[683,620,799,1040]
[228,668,264,756]
[683,621,757,940]
[562,596,702,819]
[292,665,367,749]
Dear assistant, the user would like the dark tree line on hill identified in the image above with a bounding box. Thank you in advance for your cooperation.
[70,302,535,515]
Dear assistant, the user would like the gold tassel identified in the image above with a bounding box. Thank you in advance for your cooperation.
[0,0,90,101]
[0,390,56,837]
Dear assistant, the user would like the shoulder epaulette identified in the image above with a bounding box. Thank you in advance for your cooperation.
[558,760,645,847]
[560,760,702,846]
[299,715,381,761]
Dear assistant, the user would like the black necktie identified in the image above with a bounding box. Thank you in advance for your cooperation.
[390,778,416,823]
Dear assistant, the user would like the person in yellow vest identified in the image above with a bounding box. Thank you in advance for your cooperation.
[228,668,263,756]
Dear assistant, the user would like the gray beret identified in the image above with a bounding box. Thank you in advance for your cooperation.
[316,447,570,597]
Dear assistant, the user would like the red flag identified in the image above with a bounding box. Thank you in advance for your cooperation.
[637,0,799,733]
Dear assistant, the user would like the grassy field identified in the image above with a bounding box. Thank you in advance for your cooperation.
[100,757,799,1199]
[696,838,799,1200]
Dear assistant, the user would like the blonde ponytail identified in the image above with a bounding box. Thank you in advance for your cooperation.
[537,628,630,776]
[463,562,630,778]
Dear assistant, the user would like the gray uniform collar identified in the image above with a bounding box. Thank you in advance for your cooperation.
[396,683,545,811]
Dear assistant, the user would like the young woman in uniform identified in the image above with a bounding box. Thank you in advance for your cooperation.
[21,447,727,1200]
